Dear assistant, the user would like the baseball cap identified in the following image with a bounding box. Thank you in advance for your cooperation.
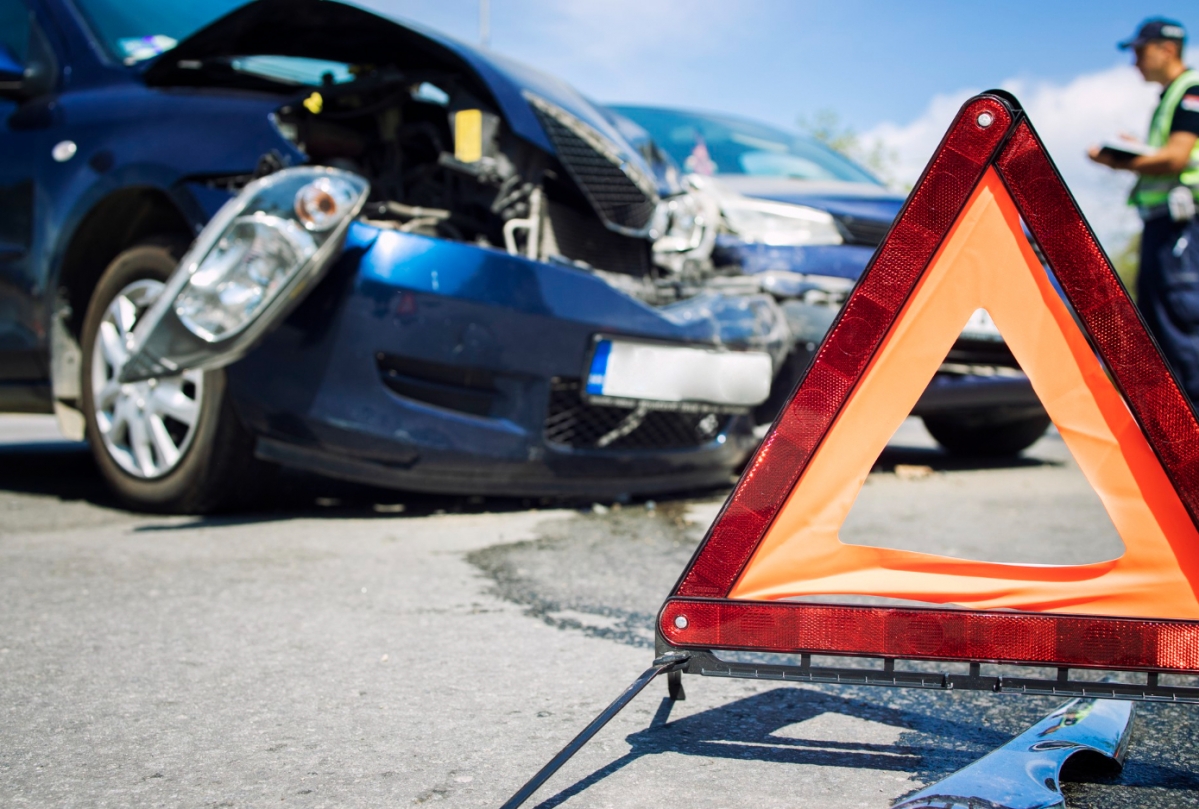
[1119,17,1187,50]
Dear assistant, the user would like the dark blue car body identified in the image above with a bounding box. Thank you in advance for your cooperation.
[0,0,762,498]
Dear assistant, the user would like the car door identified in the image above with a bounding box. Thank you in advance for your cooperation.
[0,0,59,407]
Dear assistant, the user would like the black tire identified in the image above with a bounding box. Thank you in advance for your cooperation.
[80,240,269,513]
[922,407,1052,457]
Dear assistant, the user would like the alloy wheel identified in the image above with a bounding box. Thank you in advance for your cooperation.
[89,279,205,479]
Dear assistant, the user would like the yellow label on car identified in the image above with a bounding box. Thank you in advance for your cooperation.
[303,92,323,114]
[454,109,483,163]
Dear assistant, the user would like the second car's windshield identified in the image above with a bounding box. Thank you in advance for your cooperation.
[73,0,248,64]
[611,106,881,185]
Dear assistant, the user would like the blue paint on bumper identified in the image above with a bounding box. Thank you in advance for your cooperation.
[225,224,754,496]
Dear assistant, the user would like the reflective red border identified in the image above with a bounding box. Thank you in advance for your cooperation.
[995,121,1199,529]
[661,599,1199,672]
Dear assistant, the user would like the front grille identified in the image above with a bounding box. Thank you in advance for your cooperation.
[545,200,652,276]
[527,95,658,234]
[544,378,728,451]
[835,215,892,247]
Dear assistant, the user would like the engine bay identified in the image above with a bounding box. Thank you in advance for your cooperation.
[262,65,714,294]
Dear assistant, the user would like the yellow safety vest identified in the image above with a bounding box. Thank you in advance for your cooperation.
[1130,68,1199,211]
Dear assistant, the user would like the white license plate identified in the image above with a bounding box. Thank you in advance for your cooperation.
[960,308,1003,342]
[585,338,772,409]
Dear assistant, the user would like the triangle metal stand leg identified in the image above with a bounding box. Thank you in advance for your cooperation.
[498,653,690,809]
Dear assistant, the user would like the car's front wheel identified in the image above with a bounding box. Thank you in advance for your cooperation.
[922,407,1052,458]
[80,241,267,512]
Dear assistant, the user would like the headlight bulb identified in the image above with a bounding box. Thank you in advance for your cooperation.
[295,176,359,232]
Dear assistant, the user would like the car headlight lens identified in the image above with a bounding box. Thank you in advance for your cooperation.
[175,214,316,341]
[116,167,370,383]
[172,169,369,342]
[721,197,843,247]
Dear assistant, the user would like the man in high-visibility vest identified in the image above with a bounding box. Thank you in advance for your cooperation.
[1089,18,1199,399]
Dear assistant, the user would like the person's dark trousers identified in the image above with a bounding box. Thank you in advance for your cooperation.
[1137,214,1199,403]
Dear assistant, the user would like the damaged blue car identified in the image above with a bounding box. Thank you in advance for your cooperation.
[1,0,794,511]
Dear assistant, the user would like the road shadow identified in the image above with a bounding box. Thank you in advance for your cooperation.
[129,473,730,531]
[873,443,1061,473]
[0,440,530,522]
[527,685,1199,809]
[527,686,1008,809]
[0,439,728,528]
[0,441,123,507]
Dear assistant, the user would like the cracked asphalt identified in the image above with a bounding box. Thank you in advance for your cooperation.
[2,414,1197,807]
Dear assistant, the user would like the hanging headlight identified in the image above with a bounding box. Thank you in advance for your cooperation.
[120,167,369,382]
[174,214,316,341]
[720,196,843,247]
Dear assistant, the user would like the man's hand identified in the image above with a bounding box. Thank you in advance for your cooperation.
[1089,132,1197,174]
[1137,131,1199,175]
[1088,144,1124,168]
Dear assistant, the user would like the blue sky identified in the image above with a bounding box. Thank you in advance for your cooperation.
[355,1,1194,249]
[358,1,1194,132]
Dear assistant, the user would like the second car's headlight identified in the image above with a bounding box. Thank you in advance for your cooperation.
[721,197,843,247]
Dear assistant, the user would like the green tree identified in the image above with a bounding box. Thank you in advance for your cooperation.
[797,109,858,155]
[797,108,902,187]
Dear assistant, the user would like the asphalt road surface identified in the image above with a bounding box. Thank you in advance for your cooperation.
[2,414,1197,808]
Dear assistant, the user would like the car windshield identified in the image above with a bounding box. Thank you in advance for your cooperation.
[610,106,881,185]
[73,0,358,83]
[72,0,252,63]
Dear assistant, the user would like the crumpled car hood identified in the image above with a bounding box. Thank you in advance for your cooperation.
[142,0,674,195]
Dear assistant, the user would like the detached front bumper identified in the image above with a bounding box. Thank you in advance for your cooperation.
[225,223,762,497]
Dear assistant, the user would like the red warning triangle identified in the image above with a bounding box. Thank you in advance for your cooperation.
[659,92,1199,673]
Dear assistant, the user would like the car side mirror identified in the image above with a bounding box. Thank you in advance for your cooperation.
[0,44,26,97]
[0,32,57,102]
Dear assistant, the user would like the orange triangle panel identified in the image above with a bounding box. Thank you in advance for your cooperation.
[659,93,1199,673]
